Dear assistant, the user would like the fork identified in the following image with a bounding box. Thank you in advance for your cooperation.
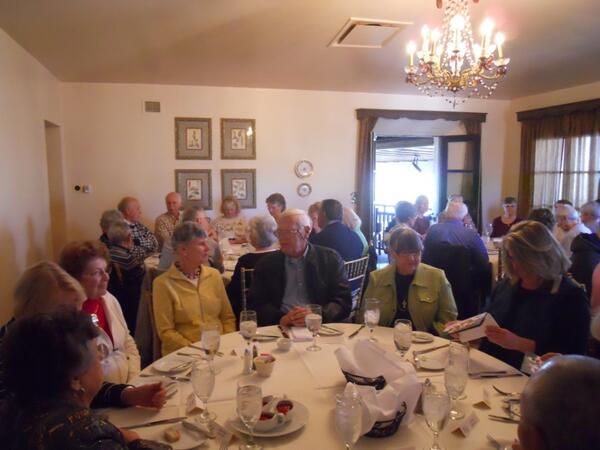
[493,385,521,396]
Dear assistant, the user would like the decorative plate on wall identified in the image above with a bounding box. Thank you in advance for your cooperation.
[294,160,314,178]
[297,182,312,197]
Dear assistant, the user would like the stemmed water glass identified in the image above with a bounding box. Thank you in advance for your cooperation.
[393,319,412,358]
[335,394,363,450]
[364,298,380,342]
[201,323,221,374]
[240,310,258,348]
[422,382,451,450]
[191,359,216,423]
[305,304,322,352]
[237,380,263,450]
[444,342,469,420]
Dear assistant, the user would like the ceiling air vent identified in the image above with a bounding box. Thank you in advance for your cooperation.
[144,101,161,113]
[328,17,411,48]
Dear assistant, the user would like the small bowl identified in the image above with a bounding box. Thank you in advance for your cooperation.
[255,411,287,432]
[254,355,276,377]
[276,338,292,351]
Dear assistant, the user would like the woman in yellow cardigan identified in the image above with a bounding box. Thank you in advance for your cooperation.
[153,222,236,356]
[360,227,457,335]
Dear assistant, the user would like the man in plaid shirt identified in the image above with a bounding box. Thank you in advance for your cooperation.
[154,192,181,250]
[118,196,159,261]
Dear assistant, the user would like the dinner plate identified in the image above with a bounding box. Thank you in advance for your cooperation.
[152,357,193,374]
[136,422,206,450]
[418,356,445,371]
[229,400,309,437]
[412,331,434,343]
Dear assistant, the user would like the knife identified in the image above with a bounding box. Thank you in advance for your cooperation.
[278,325,290,339]
[123,416,187,429]
[488,414,519,424]
[189,343,224,357]
[471,372,523,379]
[413,344,449,355]
[348,325,365,339]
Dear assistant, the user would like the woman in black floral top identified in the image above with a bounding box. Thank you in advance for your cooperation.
[0,310,169,450]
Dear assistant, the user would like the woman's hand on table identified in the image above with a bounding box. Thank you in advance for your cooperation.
[280,307,310,327]
[485,325,535,353]
[121,383,167,409]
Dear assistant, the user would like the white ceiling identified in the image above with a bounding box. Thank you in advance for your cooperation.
[1,0,599,99]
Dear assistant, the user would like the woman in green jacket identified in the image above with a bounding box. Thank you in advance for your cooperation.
[361,228,457,335]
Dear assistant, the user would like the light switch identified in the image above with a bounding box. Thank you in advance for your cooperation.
[82,184,91,193]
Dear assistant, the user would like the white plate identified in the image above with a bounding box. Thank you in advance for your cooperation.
[136,422,206,450]
[412,331,434,343]
[152,357,193,374]
[418,356,445,371]
[229,400,309,437]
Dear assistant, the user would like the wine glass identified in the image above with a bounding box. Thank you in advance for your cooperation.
[445,342,469,420]
[191,359,216,424]
[237,380,263,450]
[393,319,412,358]
[422,382,451,450]
[335,394,363,450]
[240,310,258,348]
[363,298,380,342]
[305,304,322,352]
[201,323,221,374]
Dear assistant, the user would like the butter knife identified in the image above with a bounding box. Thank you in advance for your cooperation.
[471,372,523,379]
[348,325,365,339]
[278,325,290,339]
[123,416,187,429]
[413,344,449,355]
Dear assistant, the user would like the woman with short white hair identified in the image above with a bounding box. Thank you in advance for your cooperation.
[480,220,590,369]
[153,222,236,356]
[227,215,279,318]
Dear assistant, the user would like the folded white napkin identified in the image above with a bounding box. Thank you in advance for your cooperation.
[342,373,422,435]
[290,326,313,342]
[335,339,412,383]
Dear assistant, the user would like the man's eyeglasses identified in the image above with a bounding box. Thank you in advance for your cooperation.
[275,228,301,238]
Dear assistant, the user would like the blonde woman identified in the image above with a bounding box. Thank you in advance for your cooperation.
[212,195,247,243]
[480,221,590,368]
[342,207,368,256]
[0,261,164,409]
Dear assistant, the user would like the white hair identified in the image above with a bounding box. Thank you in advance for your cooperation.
[581,201,600,218]
[248,215,278,249]
[556,204,579,221]
[280,208,311,229]
[445,201,468,220]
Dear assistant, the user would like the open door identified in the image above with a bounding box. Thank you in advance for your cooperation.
[438,135,482,230]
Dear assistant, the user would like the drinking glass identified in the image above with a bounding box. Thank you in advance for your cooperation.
[363,298,380,342]
[240,310,258,348]
[305,304,323,352]
[201,323,221,374]
[191,359,216,423]
[393,319,412,358]
[335,394,363,450]
[237,380,263,450]
[422,382,451,450]
[445,342,469,419]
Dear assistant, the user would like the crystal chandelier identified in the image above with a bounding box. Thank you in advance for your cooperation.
[404,0,509,104]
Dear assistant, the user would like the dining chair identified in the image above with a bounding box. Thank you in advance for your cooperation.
[240,267,255,311]
[343,256,370,321]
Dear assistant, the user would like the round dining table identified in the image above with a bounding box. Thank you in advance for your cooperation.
[104,323,527,450]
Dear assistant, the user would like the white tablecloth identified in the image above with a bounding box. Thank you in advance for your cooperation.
[105,324,527,449]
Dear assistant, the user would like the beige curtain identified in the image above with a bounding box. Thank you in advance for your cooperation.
[355,116,378,241]
[518,108,600,215]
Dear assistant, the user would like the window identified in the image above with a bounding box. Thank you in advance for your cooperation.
[532,134,600,209]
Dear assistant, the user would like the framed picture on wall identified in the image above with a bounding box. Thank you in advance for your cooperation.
[175,117,212,160]
[175,169,212,209]
[221,118,256,159]
[221,169,256,208]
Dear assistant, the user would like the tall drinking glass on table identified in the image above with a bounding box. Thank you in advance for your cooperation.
[191,359,216,424]
[240,310,258,347]
[444,342,469,420]
[201,322,221,373]
[364,298,380,342]
[305,304,323,352]
[237,380,263,450]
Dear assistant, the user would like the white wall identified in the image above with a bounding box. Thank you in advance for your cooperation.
[61,83,510,241]
[0,29,62,323]
[502,81,600,201]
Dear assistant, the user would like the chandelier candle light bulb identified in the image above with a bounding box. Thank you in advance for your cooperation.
[405,0,509,103]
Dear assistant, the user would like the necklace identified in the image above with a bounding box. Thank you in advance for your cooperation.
[175,262,201,280]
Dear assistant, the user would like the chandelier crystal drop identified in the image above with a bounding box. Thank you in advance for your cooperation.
[404,0,509,104]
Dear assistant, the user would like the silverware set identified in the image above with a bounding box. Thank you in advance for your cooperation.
[348,324,365,339]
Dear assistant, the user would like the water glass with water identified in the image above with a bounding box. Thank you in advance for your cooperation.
[393,319,412,357]
[305,304,322,352]
[237,380,263,450]
[240,310,258,347]
[364,298,380,342]
[191,359,216,423]
[335,393,363,450]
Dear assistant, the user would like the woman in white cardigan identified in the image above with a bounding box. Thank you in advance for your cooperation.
[59,240,140,384]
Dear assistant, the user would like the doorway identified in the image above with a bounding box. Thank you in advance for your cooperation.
[44,121,67,258]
